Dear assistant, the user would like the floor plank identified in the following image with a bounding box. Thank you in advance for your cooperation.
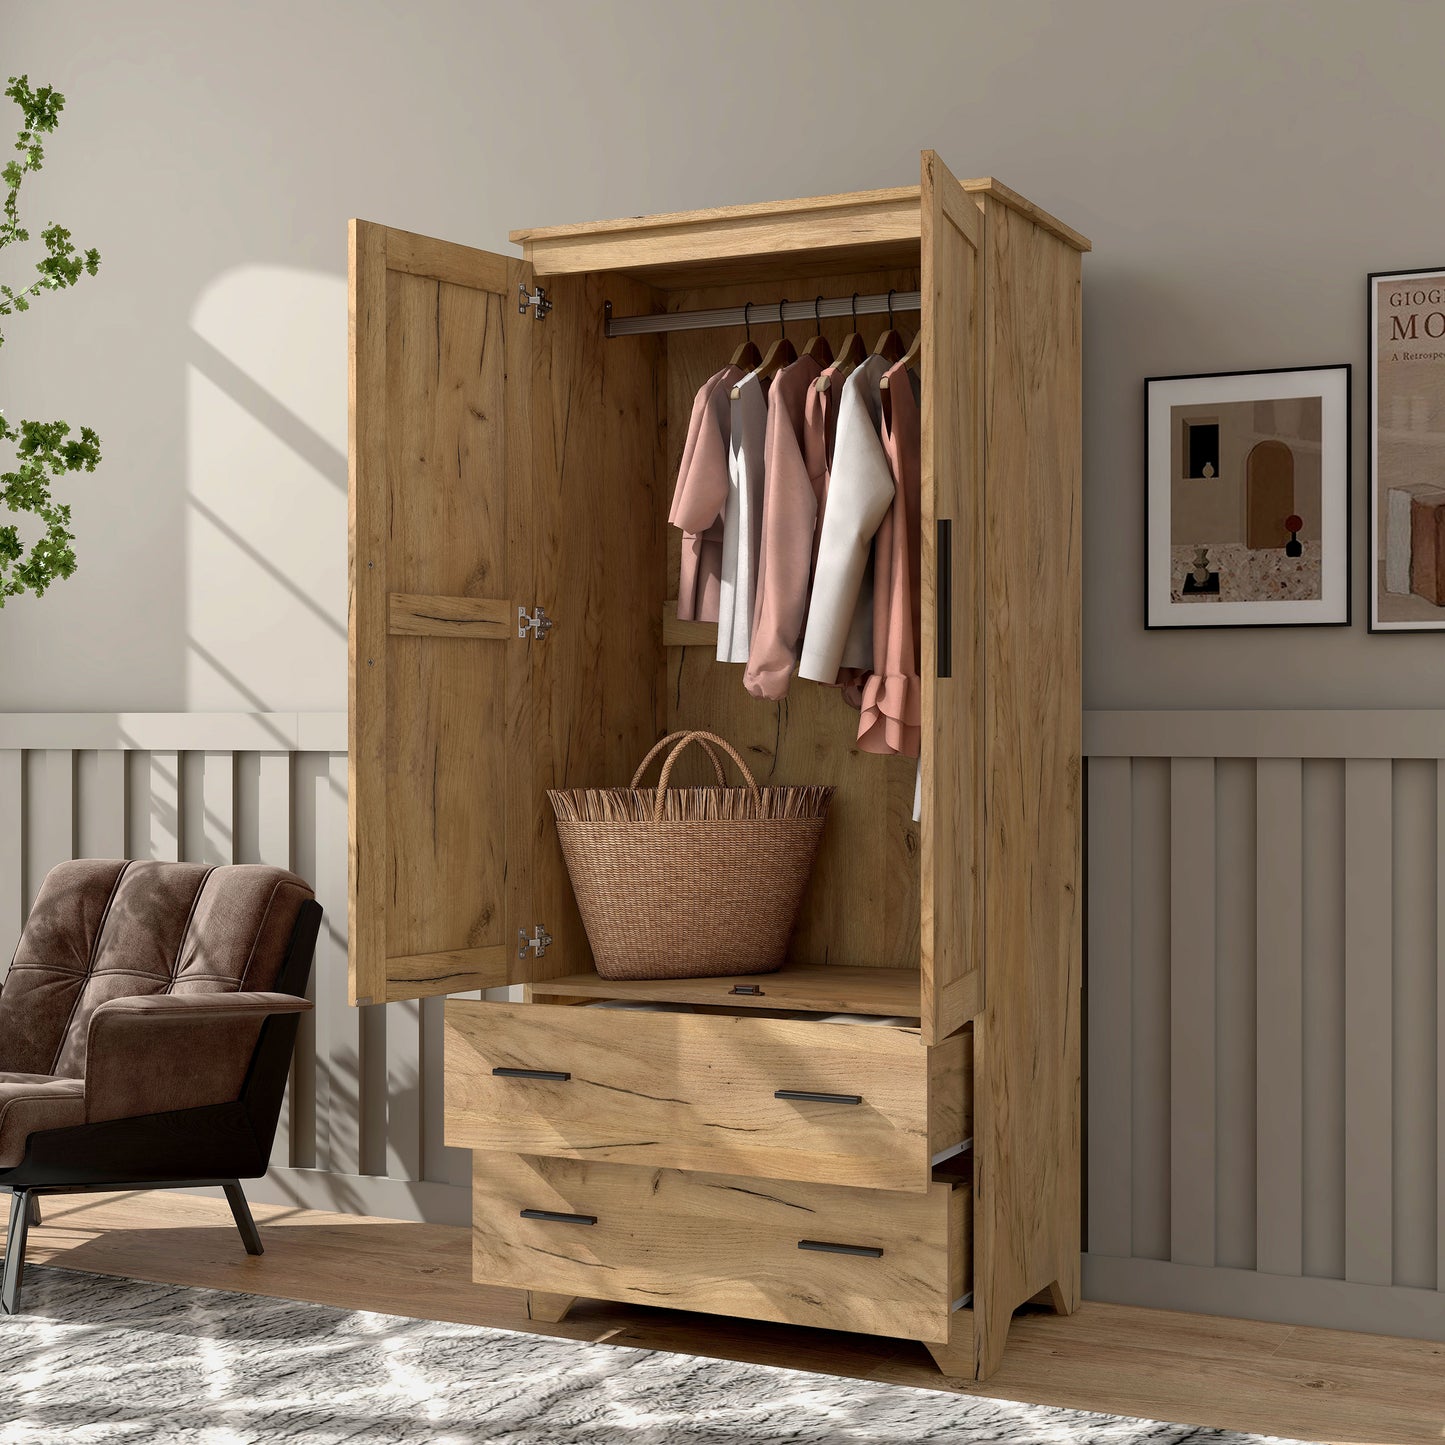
[12,1189,1442,1444]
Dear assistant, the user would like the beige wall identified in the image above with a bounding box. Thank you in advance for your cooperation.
[5,0,1445,708]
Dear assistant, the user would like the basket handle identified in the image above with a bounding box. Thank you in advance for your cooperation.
[631,731,726,788]
[651,731,761,823]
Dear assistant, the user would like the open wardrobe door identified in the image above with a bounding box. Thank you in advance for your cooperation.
[348,221,535,1006]
[918,150,985,1047]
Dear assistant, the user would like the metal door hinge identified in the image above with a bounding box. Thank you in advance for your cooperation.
[517,605,554,640]
[518,925,552,960]
[518,284,551,319]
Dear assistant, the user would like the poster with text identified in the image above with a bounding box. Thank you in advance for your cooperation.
[1371,268,1445,630]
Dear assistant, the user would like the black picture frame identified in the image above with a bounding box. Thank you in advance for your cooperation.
[1144,364,1353,630]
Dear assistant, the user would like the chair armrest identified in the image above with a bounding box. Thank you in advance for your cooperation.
[84,992,313,1125]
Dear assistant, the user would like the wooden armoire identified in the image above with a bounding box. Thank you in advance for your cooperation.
[347,151,1087,1381]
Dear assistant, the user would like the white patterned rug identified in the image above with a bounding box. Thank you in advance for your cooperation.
[0,1265,1307,1444]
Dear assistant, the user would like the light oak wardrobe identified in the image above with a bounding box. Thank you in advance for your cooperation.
[347,151,1088,1381]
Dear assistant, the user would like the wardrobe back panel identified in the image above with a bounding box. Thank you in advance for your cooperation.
[525,270,670,980]
[659,266,922,972]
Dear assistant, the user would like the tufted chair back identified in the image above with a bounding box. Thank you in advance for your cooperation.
[0,860,314,1080]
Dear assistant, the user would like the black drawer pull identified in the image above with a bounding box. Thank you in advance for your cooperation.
[730,984,764,995]
[492,1067,571,1081]
[774,1089,862,1105]
[798,1239,883,1258]
[520,1208,597,1226]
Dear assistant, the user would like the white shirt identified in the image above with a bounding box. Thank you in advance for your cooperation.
[717,371,769,664]
[798,355,893,684]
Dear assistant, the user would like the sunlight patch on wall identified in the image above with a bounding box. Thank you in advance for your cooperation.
[185,265,346,710]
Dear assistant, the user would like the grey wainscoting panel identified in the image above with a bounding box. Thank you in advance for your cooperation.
[1085,713,1445,1344]
[0,712,466,1226]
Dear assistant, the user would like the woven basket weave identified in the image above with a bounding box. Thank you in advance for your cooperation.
[548,731,832,981]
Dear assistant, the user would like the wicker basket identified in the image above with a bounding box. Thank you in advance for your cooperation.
[548,731,833,981]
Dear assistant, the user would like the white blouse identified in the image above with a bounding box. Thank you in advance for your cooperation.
[797,355,893,685]
[716,370,769,664]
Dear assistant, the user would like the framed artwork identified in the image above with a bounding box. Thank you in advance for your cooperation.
[1145,365,1351,628]
[1369,268,1445,630]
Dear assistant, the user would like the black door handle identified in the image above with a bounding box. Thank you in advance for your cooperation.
[520,1209,597,1226]
[492,1067,571,1081]
[937,518,953,679]
[774,1089,862,1105]
[798,1239,883,1258]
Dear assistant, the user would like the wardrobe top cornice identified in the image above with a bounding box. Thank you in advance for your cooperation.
[508,176,1090,281]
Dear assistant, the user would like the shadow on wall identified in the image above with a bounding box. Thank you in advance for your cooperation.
[186,265,348,711]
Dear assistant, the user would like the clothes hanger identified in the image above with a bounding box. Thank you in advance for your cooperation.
[817,292,866,392]
[728,301,762,371]
[872,288,905,363]
[735,299,796,396]
[799,295,834,366]
[881,321,921,391]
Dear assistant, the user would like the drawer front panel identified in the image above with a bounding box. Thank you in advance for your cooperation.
[445,1001,965,1191]
[472,1152,970,1343]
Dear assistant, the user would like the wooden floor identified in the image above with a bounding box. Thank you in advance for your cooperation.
[13,1189,1442,1444]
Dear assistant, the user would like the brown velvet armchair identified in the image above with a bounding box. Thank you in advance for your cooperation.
[0,859,322,1313]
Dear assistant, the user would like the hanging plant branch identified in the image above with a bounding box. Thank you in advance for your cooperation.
[0,73,101,603]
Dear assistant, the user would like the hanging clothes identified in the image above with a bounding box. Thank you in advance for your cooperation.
[743,353,824,699]
[797,353,892,688]
[669,365,745,623]
[858,360,922,757]
[803,360,868,708]
[716,370,770,663]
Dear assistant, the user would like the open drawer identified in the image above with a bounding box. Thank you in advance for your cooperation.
[471,1152,971,1344]
[445,1000,969,1193]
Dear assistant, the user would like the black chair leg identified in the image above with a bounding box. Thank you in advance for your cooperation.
[3,1188,31,1314]
[223,1181,263,1256]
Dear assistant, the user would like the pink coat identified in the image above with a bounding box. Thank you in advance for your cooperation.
[669,365,743,622]
[858,361,921,757]
[744,354,823,699]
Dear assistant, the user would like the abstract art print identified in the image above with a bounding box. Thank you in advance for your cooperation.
[1370,268,1445,630]
[1145,366,1351,628]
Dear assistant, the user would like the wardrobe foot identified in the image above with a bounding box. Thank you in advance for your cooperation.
[526,1290,578,1324]
[923,1308,977,1380]
[1043,1275,1077,1316]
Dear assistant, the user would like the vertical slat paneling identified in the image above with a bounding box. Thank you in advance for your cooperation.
[315,752,359,1176]
[0,750,22,977]
[1343,757,1394,1286]
[288,752,320,1170]
[1256,757,1304,1277]
[1302,758,1347,1281]
[1131,756,1171,1261]
[85,750,127,858]
[387,998,423,1182]
[1170,757,1216,1269]
[35,749,76,898]
[201,751,235,865]
[255,752,296,1170]
[1086,755,1132,1257]
[1214,758,1256,1272]
[1439,762,1445,1296]
[1392,760,1436,1289]
[148,750,181,860]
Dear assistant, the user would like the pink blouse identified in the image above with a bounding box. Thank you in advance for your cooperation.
[858,361,921,757]
[669,365,743,622]
[744,354,824,699]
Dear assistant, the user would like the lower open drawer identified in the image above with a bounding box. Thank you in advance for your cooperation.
[471,1152,970,1344]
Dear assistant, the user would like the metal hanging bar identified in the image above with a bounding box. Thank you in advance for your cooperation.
[603,289,921,339]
